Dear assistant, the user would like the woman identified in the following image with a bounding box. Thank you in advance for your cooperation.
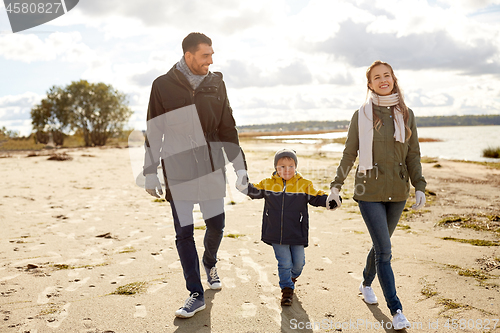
[327,60,426,330]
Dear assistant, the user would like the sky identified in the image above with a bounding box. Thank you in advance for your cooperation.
[1,0,500,136]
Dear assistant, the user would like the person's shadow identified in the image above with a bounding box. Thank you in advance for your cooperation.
[172,289,219,333]
[280,294,313,333]
[364,302,406,333]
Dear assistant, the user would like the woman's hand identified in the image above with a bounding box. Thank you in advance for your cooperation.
[411,190,426,210]
[327,187,342,211]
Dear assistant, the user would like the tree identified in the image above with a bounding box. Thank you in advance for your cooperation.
[31,80,133,146]
[31,86,71,145]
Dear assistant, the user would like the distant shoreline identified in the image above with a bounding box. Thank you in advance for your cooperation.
[238,129,346,137]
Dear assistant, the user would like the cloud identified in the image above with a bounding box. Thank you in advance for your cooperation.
[74,0,277,34]
[0,32,96,64]
[222,59,313,88]
[131,69,165,87]
[305,19,500,75]
[0,92,42,135]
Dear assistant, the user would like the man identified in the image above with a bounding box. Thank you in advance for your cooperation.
[143,32,248,318]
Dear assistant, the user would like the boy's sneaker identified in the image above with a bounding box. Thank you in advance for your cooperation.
[175,292,206,318]
[392,309,411,330]
[281,287,293,306]
[205,266,222,290]
[359,283,378,304]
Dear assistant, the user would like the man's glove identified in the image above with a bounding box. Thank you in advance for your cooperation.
[327,187,342,211]
[411,190,426,210]
[145,174,163,198]
[235,170,248,192]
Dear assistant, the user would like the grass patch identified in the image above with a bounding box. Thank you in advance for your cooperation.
[438,298,469,312]
[457,268,490,281]
[421,284,438,299]
[441,237,499,246]
[47,152,72,161]
[153,198,166,202]
[421,156,438,163]
[225,233,245,238]
[38,305,60,316]
[119,247,136,254]
[452,159,500,170]
[483,146,500,158]
[194,225,206,230]
[111,282,147,295]
[352,230,364,234]
[397,224,411,230]
[437,216,471,225]
[51,262,108,270]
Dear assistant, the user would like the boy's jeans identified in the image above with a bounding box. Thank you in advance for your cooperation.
[272,244,305,289]
[358,200,406,315]
[170,199,225,299]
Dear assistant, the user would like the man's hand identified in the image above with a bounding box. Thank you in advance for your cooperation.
[327,187,342,211]
[235,170,248,192]
[411,190,426,210]
[145,174,163,198]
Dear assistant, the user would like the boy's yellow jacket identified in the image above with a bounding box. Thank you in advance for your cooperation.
[246,172,327,247]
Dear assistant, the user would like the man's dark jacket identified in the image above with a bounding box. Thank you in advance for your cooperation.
[143,65,246,201]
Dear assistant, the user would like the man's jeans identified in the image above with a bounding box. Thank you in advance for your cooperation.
[272,244,305,289]
[171,199,225,298]
[358,200,406,315]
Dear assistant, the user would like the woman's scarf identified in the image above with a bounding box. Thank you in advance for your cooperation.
[358,91,405,175]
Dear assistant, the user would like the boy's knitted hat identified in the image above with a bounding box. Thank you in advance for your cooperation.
[274,149,298,168]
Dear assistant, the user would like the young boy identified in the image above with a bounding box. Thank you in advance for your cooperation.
[237,149,329,306]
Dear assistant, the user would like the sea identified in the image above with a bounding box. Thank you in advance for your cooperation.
[256,125,500,162]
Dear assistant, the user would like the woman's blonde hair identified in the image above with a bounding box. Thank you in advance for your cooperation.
[366,60,412,140]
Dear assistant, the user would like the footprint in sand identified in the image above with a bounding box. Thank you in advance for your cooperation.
[151,252,164,261]
[168,260,181,269]
[240,302,257,318]
[147,282,167,294]
[134,304,147,318]
[46,303,71,328]
[221,277,236,288]
[119,257,136,265]
[322,256,332,264]
[37,286,63,304]
[66,277,90,292]
[235,268,251,283]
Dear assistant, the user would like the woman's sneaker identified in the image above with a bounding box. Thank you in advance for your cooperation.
[359,283,378,304]
[392,309,411,330]
[205,266,222,290]
[175,292,206,318]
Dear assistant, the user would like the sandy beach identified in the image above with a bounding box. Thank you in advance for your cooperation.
[1,139,499,333]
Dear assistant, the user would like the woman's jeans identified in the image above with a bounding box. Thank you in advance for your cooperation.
[272,244,305,289]
[170,199,225,299]
[358,200,406,315]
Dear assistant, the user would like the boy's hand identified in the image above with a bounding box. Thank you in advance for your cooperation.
[327,188,342,211]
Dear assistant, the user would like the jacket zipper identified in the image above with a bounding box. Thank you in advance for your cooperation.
[280,179,286,245]
[177,72,216,172]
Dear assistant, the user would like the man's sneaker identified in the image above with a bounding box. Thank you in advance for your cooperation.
[281,287,293,306]
[359,283,378,304]
[392,309,411,330]
[175,292,206,318]
[205,266,222,290]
